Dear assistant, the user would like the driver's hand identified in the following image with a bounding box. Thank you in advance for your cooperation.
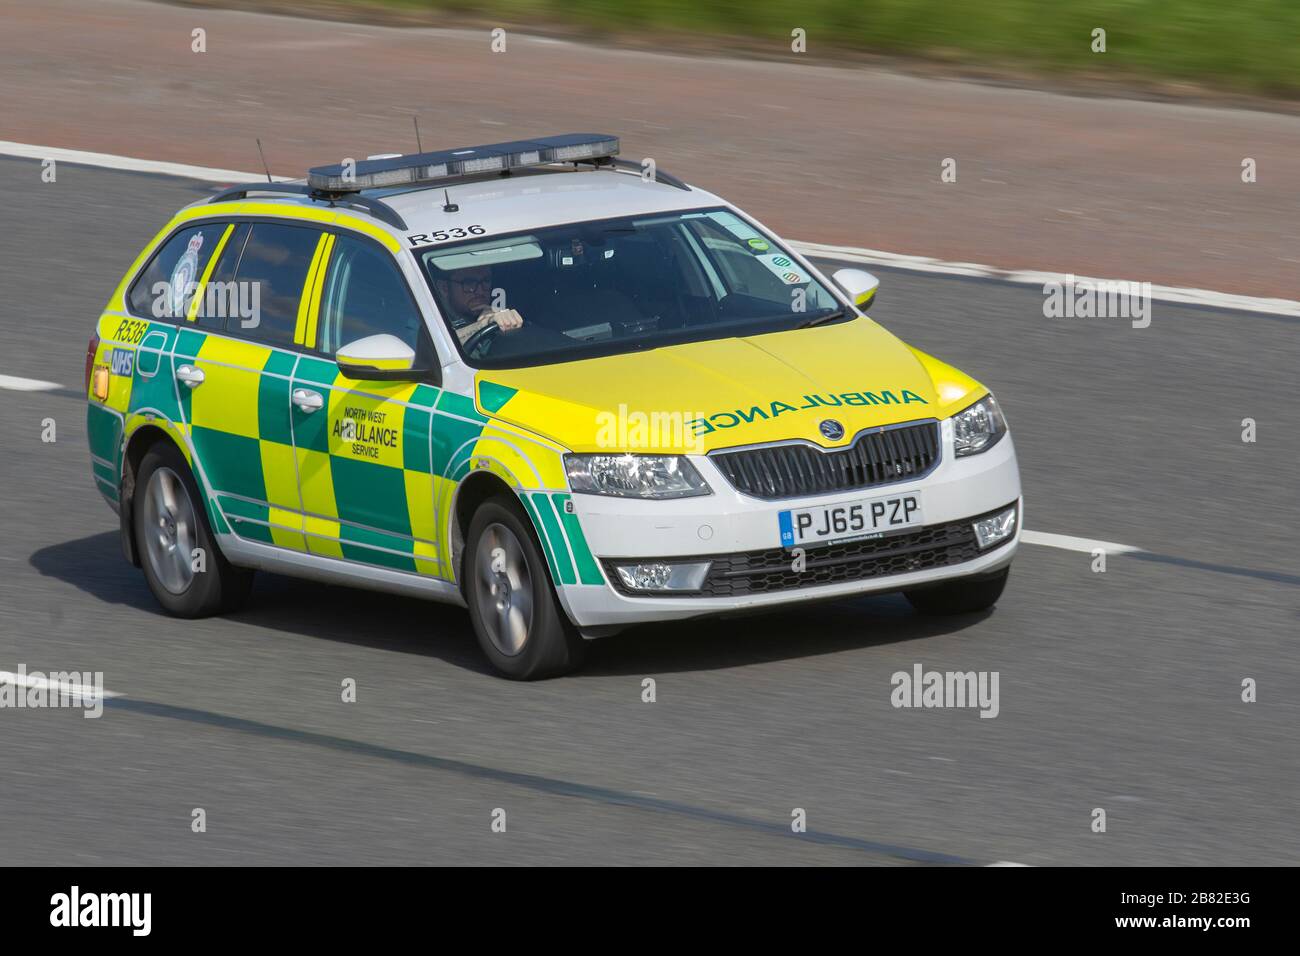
[481,308,524,332]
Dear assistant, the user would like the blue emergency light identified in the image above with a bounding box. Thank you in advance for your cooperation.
[307,134,620,193]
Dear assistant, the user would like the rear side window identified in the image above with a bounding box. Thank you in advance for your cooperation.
[191,222,250,329]
[317,235,424,356]
[128,224,223,320]
[226,222,322,345]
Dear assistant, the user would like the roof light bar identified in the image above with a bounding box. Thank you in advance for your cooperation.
[307,134,619,193]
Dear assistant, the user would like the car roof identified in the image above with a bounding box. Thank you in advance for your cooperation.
[190,167,728,245]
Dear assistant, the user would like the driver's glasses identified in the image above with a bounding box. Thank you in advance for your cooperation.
[453,277,491,292]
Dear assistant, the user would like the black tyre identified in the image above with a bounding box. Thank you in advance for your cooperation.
[464,497,586,679]
[134,441,253,617]
[905,568,1009,615]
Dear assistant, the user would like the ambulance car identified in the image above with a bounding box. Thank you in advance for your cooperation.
[85,134,1021,678]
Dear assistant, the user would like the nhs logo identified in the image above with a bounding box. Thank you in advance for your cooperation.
[110,348,134,377]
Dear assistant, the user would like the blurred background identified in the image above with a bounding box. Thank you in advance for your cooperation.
[184,0,1300,99]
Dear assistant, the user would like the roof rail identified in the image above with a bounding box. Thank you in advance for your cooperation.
[596,156,691,191]
[208,182,408,230]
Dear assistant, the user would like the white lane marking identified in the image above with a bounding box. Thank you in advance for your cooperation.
[1020,530,1142,554]
[0,140,291,184]
[2,363,1167,556]
[0,670,121,700]
[0,140,1296,318]
[0,373,63,392]
[791,239,1300,318]
[6,367,1165,557]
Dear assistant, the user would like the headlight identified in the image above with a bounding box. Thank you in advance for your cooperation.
[565,454,711,499]
[951,394,1007,457]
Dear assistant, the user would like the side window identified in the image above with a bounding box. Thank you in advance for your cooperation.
[227,222,323,345]
[127,224,223,320]
[317,235,425,356]
[192,222,249,329]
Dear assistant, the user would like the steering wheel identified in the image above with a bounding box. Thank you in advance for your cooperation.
[461,320,502,357]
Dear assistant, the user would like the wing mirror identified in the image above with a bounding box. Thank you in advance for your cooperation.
[831,268,880,311]
[336,334,432,382]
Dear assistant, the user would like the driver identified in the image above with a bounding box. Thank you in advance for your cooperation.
[437,265,525,346]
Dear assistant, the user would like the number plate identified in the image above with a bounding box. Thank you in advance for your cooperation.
[778,492,923,548]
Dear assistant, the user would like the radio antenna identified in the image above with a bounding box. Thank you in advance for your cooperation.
[255,138,272,183]
[413,116,423,153]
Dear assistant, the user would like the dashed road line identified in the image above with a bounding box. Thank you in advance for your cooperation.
[0,373,64,392]
[12,364,1148,556]
[21,371,1289,583]
[1019,530,1142,555]
[0,670,121,701]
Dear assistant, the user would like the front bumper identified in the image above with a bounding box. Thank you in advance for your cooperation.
[554,427,1022,629]
[603,501,1016,598]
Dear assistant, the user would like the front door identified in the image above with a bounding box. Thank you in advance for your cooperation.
[290,232,444,575]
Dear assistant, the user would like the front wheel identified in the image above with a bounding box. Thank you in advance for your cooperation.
[134,442,253,617]
[464,498,586,680]
[904,568,1009,615]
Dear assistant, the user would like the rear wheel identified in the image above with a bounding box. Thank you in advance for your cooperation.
[905,568,1009,615]
[464,497,585,679]
[134,442,253,617]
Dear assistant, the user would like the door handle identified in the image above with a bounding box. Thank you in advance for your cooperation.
[175,365,205,388]
[292,388,324,413]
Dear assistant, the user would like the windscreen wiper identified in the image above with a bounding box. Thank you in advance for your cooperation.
[795,309,847,329]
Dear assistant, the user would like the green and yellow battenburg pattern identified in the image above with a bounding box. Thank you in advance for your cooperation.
[86,200,603,589]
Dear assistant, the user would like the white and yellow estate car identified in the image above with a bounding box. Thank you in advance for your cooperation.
[85,134,1021,679]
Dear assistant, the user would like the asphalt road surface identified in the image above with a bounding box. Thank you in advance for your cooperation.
[1,156,1296,865]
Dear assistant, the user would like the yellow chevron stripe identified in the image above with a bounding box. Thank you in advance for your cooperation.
[304,233,334,350]
[186,223,235,322]
[294,233,329,346]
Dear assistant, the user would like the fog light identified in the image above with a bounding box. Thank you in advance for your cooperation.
[614,561,711,592]
[973,506,1017,549]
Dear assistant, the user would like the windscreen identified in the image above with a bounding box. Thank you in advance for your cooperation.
[419,207,845,368]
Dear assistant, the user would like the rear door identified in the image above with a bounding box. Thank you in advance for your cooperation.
[119,222,229,437]
[96,223,229,509]
[175,220,325,550]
